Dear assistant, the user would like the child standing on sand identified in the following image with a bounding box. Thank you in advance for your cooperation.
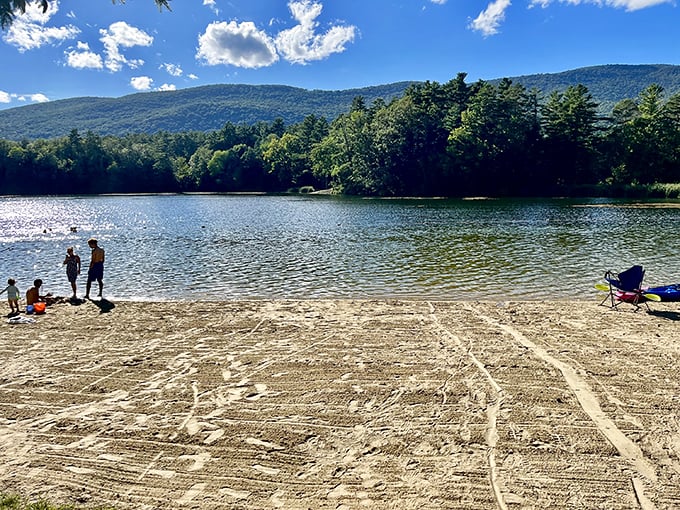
[1,278,20,314]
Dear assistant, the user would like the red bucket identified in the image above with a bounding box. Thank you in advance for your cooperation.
[33,302,46,314]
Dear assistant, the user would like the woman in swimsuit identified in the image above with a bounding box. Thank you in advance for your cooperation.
[63,246,81,298]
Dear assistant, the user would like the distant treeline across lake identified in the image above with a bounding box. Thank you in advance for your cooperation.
[3,79,680,198]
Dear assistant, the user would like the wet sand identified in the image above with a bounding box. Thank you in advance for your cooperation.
[1,298,680,509]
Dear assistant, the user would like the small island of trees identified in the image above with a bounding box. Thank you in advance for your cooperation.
[2,73,680,198]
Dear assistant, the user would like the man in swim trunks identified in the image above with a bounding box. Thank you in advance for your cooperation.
[85,238,105,299]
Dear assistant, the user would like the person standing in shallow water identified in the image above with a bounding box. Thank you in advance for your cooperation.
[63,246,81,299]
[85,238,105,299]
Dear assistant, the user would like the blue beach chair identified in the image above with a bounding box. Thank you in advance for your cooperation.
[601,265,650,311]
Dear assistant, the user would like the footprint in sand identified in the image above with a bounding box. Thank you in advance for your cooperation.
[175,483,207,505]
[246,437,285,451]
[65,466,95,475]
[253,464,280,476]
[179,451,211,471]
[204,429,225,444]
[219,487,250,500]
[245,383,270,401]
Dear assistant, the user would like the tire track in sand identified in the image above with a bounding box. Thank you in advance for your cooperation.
[465,305,658,510]
[428,302,508,510]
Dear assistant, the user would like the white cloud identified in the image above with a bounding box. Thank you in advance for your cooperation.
[30,93,49,103]
[161,63,183,76]
[469,0,512,36]
[100,21,153,72]
[196,20,279,68]
[530,0,671,10]
[275,1,356,64]
[203,0,219,14]
[158,83,176,91]
[2,0,79,52]
[188,73,199,80]
[65,41,103,69]
[475,0,672,36]
[430,0,448,4]
[196,1,356,68]
[130,76,153,90]
[0,91,10,103]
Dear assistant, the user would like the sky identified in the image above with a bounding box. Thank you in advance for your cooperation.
[0,0,679,111]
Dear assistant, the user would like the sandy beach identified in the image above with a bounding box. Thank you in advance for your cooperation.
[1,298,680,509]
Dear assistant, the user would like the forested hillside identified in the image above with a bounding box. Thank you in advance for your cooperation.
[3,75,680,198]
[2,64,680,140]
[500,64,680,113]
[0,82,413,140]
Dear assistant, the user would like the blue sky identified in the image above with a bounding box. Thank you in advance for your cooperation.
[0,0,678,110]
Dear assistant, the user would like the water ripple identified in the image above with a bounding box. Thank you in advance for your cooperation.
[1,195,680,301]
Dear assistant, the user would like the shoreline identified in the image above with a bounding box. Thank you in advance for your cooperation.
[2,299,680,508]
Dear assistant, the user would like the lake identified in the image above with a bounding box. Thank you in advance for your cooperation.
[1,194,679,301]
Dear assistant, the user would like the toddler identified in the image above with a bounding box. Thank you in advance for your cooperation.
[1,278,20,314]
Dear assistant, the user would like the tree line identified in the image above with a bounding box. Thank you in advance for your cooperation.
[2,73,680,197]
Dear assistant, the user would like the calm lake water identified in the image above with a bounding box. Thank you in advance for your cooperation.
[1,194,679,301]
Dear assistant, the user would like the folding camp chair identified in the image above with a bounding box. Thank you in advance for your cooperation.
[600,265,650,311]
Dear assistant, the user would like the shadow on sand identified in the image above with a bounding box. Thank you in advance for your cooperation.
[648,309,680,321]
[88,298,115,314]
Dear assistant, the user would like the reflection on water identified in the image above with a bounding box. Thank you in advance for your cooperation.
[1,194,679,301]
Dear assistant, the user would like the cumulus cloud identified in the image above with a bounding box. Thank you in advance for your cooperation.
[196,20,279,68]
[469,0,512,36]
[158,83,176,91]
[65,41,103,69]
[130,76,153,90]
[275,1,356,64]
[0,90,50,103]
[161,63,183,76]
[430,0,448,4]
[530,0,670,10]
[196,0,356,68]
[100,21,153,72]
[2,0,79,52]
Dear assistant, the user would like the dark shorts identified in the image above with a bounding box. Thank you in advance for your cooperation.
[88,262,104,282]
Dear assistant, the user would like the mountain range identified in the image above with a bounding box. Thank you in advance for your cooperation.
[2,64,680,141]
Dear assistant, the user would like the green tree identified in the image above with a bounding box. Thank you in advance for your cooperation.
[371,80,463,196]
[260,115,328,190]
[448,79,539,195]
[604,84,680,186]
[539,84,600,190]
[311,100,378,195]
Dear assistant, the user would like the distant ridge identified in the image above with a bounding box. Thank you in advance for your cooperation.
[0,82,414,140]
[2,64,680,140]
[495,64,680,112]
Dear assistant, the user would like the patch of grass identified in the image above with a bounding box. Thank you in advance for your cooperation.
[0,493,114,510]
[648,182,680,198]
[596,181,680,198]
